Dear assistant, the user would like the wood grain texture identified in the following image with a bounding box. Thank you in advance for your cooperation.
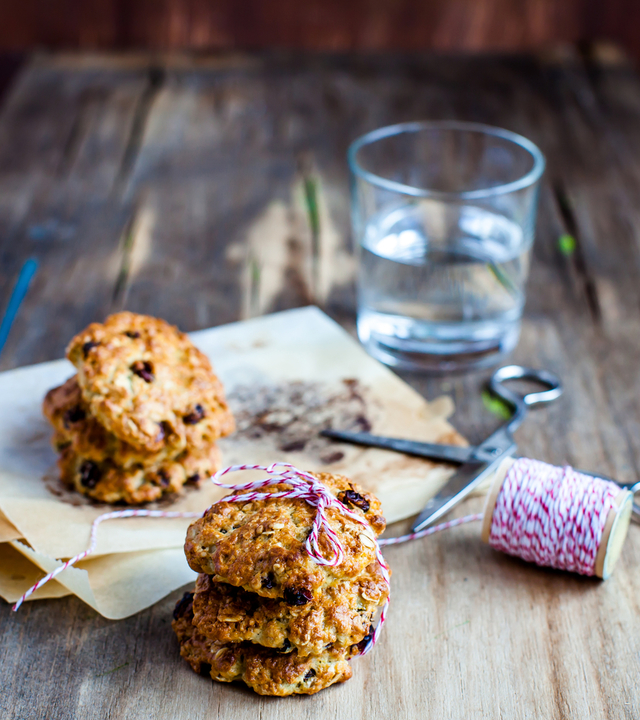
[1,50,640,718]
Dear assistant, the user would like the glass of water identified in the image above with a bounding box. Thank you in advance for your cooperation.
[348,121,545,372]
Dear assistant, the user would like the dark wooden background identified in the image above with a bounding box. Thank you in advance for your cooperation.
[1,0,640,60]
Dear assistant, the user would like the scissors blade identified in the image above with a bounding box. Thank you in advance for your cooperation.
[411,426,517,532]
[320,429,476,464]
[411,458,504,532]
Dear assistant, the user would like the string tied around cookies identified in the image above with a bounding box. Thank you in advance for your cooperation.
[12,459,633,644]
[211,462,380,567]
[208,462,392,654]
[12,462,396,654]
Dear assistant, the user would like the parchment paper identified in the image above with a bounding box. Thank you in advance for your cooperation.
[0,307,468,617]
[7,541,196,618]
[0,543,70,602]
[0,510,21,543]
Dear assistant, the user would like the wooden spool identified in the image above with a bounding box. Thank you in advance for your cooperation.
[481,457,633,579]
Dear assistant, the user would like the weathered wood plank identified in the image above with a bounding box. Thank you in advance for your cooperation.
[0,57,152,369]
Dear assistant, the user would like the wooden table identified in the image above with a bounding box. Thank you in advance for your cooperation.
[1,49,640,719]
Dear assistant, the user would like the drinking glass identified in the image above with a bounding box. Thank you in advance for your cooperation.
[348,121,545,372]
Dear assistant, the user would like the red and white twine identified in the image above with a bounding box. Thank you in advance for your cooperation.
[12,459,626,652]
[487,457,620,575]
[11,509,202,610]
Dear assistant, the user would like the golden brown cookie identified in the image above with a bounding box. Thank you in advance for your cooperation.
[172,591,353,696]
[192,566,386,657]
[184,472,386,602]
[44,375,218,468]
[56,441,221,505]
[66,312,234,454]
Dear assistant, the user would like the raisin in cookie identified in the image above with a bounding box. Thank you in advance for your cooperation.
[66,312,234,454]
[184,472,386,602]
[56,441,221,505]
[192,567,387,657]
[172,592,353,696]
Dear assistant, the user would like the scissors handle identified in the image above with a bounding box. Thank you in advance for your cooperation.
[489,365,563,433]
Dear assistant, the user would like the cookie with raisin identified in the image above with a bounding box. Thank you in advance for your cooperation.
[192,567,387,657]
[56,442,221,504]
[172,591,353,696]
[44,375,179,467]
[66,312,234,455]
[184,472,386,602]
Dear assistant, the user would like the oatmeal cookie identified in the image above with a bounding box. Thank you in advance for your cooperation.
[172,591,353,696]
[184,472,386,601]
[192,567,387,657]
[44,375,223,468]
[66,312,234,454]
[44,376,170,467]
[56,441,221,505]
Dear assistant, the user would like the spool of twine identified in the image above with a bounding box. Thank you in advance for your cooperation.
[481,457,633,579]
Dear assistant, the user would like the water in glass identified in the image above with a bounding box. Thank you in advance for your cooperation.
[357,199,532,370]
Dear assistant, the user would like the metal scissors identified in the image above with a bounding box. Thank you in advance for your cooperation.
[322,365,640,530]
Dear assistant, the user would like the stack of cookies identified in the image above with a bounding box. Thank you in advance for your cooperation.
[172,471,390,696]
[43,312,235,504]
